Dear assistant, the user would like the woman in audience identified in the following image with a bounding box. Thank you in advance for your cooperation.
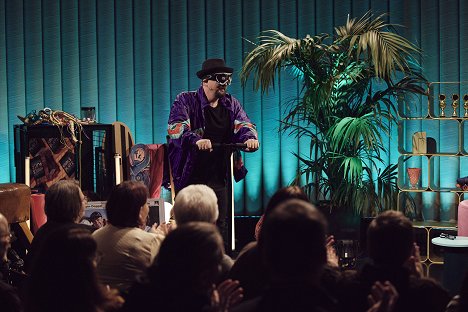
[172,184,234,282]
[25,227,123,312]
[229,186,313,300]
[26,179,89,273]
[253,185,308,241]
[92,181,166,293]
[123,222,242,312]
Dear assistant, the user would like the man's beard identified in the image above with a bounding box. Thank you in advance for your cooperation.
[215,88,226,99]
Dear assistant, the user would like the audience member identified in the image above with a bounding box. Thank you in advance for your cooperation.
[445,270,468,312]
[0,213,22,312]
[123,222,242,312]
[254,185,308,241]
[24,226,123,312]
[92,181,166,293]
[229,186,341,300]
[232,199,336,311]
[25,180,90,273]
[0,213,11,281]
[335,210,450,312]
[172,184,234,279]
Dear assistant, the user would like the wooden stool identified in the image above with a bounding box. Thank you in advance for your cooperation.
[0,183,33,252]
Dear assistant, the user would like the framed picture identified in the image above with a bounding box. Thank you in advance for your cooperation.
[81,199,167,231]
[81,201,107,230]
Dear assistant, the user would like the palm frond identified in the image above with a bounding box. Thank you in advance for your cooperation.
[241,30,330,93]
[328,113,383,153]
[335,12,422,79]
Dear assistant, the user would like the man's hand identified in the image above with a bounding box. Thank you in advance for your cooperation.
[196,139,213,151]
[244,139,259,151]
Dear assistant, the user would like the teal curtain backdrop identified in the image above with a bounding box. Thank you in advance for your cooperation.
[1,0,467,217]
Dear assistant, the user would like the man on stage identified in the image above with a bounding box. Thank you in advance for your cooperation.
[167,58,259,249]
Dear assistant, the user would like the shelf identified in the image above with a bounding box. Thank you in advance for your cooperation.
[398,119,460,155]
[397,83,468,265]
[397,82,468,228]
[413,220,457,229]
[399,186,429,192]
[399,116,468,121]
[427,81,468,119]
[399,153,460,157]
[398,187,467,192]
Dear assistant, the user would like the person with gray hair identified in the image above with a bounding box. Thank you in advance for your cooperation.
[0,214,11,266]
[172,184,219,225]
[172,184,233,280]
[0,213,22,312]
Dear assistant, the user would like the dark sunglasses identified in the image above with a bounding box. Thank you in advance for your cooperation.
[206,73,232,86]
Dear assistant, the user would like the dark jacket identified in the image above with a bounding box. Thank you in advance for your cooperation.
[335,262,450,312]
[25,221,92,273]
[231,282,337,312]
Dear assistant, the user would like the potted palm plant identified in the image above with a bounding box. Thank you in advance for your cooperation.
[241,12,426,217]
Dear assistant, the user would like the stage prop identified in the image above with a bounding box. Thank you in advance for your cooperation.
[412,132,427,154]
[0,183,33,257]
[112,121,134,182]
[14,123,124,199]
[129,144,167,199]
[30,193,46,234]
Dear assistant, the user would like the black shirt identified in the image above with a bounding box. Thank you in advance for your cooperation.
[190,104,232,189]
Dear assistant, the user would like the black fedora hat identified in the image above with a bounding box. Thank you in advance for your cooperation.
[196,58,233,79]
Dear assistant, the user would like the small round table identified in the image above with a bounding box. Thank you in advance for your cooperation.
[432,236,468,296]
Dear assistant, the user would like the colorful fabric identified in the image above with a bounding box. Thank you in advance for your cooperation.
[167,86,257,191]
[167,120,190,139]
[129,144,165,198]
[234,120,258,137]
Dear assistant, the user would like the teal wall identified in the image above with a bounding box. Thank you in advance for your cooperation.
[1,0,467,216]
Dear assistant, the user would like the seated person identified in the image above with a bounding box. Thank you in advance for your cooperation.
[93,181,166,293]
[26,180,90,273]
[335,210,450,312]
[25,226,123,312]
[229,186,341,300]
[232,199,336,312]
[172,184,233,280]
[0,213,22,312]
[123,222,242,312]
[253,186,308,241]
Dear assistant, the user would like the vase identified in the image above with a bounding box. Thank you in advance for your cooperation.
[407,167,421,189]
